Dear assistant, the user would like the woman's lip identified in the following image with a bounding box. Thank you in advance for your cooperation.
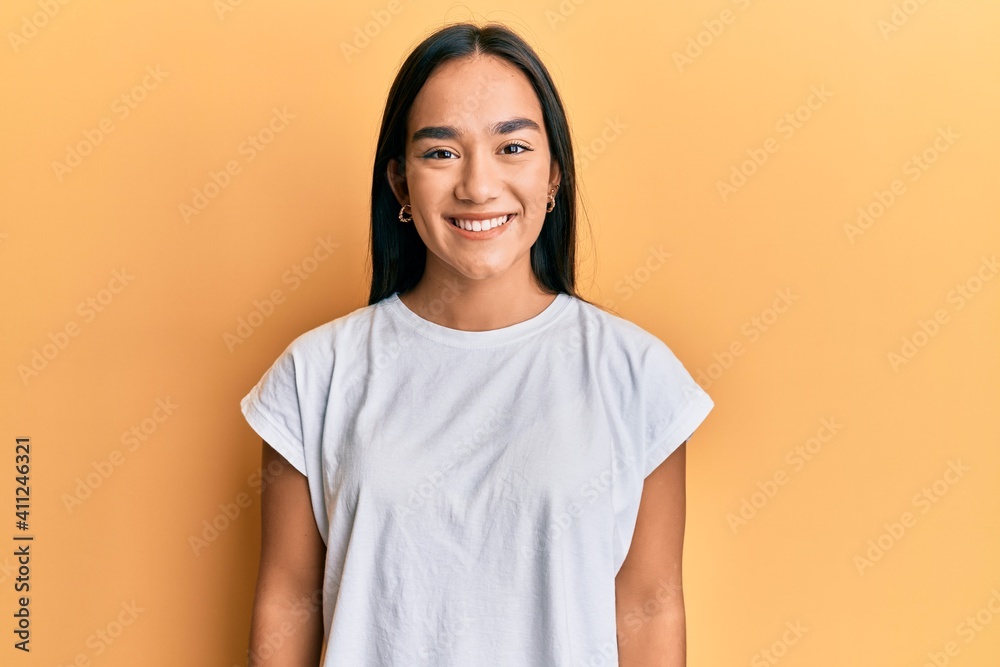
[447,213,515,223]
[446,213,515,238]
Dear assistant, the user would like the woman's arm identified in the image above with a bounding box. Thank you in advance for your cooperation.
[615,440,688,667]
[247,441,326,666]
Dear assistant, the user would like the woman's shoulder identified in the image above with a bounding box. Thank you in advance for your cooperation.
[281,298,386,358]
[568,295,673,353]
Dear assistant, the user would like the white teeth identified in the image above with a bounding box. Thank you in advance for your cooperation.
[450,214,512,231]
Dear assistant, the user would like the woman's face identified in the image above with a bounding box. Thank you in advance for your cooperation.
[388,54,560,287]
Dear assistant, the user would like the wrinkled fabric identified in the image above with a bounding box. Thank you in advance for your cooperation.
[240,291,714,666]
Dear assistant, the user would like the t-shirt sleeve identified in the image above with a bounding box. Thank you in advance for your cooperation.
[639,338,715,478]
[240,344,307,477]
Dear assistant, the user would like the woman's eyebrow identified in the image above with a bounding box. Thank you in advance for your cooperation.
[411,117,541,143]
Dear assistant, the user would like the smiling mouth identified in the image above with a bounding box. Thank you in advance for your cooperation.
[448,213,515,232]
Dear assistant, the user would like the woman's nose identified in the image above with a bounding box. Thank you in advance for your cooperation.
[454,150,502,203]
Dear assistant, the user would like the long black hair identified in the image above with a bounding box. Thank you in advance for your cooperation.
[367,21,603,311]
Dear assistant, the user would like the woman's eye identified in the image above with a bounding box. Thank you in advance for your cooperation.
[424,144,530,159]
[503,143,530,155]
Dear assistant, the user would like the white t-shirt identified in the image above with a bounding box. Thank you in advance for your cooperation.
[240,290,714,666]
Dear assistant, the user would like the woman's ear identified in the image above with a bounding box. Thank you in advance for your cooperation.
[548,157,561,190]
[386,156,409,206]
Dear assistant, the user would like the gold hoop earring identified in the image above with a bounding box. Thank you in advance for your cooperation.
[398,204,413,223]
[546,188,558,213]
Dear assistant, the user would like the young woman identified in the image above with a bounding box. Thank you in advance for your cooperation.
[241,22,714,666]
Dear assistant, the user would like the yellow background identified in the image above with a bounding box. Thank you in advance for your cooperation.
[2,0,998,665]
